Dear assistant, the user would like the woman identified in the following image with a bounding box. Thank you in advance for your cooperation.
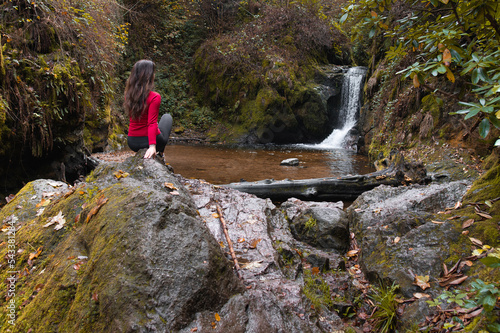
[124,60,172,159]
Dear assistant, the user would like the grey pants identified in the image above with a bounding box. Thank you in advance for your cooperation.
[127,114,173,153]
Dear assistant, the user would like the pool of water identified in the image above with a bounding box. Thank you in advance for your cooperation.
[164,144,375,185]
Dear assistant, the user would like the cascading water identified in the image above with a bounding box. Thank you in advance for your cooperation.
[312,66,367,149]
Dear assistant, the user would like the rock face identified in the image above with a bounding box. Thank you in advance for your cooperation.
[282,199,349,252]
[348,181,472,297]
[0,154,243,332]
[0,153,359,333]
[1,153,498,332]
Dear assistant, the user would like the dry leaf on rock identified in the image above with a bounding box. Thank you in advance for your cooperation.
[47,181,63,188]
[215,313,220,322]
[249,239,261,249]
[414,275,431,290]
[29,247,43,260]
[469,237,483,247]
[462,219,475,229]
[164,182,177,190]
[347,249,360,257]
[113,170,130,179]
[43,211,66,230]
[241,260,263,269]
[36,198,51,208]
[86,196,109,223]
[476,212,492,219]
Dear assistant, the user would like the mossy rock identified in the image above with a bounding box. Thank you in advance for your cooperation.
[0,155,243,332]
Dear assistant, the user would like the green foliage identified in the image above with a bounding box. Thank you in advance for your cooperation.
[369,282,399,333]
[304,216,317,232]
[0,0,127,156]
[427,249,500,332]
[342,0,500,146]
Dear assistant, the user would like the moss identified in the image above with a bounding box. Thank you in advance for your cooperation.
[464,163,500,204]
[302,269,333,310]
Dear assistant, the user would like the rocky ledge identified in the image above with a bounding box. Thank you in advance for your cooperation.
[0,153,498,332]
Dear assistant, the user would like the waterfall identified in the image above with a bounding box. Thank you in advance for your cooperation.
[313,66,367,149]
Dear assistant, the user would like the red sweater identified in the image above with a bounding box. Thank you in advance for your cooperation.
[128,91,161,145]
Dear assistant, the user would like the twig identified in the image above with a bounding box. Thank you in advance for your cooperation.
[216,204,242,280]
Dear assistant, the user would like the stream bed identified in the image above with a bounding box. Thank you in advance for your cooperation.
[163,144,375,184]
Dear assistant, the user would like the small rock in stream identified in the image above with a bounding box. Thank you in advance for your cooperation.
[280,158,299,166]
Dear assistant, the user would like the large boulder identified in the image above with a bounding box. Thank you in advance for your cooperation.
[347,181,472,297]
[281,198,349,252]
[177,178,349,332]
[0,154,243,332]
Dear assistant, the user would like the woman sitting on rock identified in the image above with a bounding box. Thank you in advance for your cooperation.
[124,59,172,159]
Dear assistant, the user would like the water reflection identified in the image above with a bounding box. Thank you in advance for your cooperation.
[164,144,374,185]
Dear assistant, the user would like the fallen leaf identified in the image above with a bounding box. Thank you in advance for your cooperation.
[446,215,460,220]
[36,198,51,208]
[413,293,430,299]
[469,237,483,247]
[47,181,63,188]
[414,275,430,290]
[311,267,320,275]
[454,201,462,209]
[164,182,177,190]
[462,219,475,229]
[393,236,400,244]
[86,196,109,223]
[170,191,180,196]
[249,239,261,249]
[447,275,468,286]
[113,170,130,179]
[431,220,445,224]
[215,313,220,322]
[219,241,225,248]
[346,249,360,257]
[36,208,45,216]
[476,212,492,219]
[241,260,263,269]
[212,213,220,218]
[5,194,16,203]
[237,237,245,243]
[29,247,43,261]
[191,328,198,332]
[43,211,66,230]
[73,263,80,270]
[91,293,98,301]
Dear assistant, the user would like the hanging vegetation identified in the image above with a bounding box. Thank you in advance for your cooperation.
[0,0,128,158]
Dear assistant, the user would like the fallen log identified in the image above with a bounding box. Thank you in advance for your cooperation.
[224,152,429,202]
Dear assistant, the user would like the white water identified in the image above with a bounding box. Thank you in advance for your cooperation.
[308,66,367,149]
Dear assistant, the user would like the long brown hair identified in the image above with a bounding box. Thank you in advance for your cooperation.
[124,60,156,120]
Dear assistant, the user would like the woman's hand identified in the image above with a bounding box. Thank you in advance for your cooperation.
[144,145,156,159]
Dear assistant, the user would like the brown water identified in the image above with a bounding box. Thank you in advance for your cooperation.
[164,144,375,184]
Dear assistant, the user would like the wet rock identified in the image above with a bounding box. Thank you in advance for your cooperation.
[280,158,300,166]
[179,178,347,332]
[347,180,471,298]
[0,153,243,332]
[282,198,349,253]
